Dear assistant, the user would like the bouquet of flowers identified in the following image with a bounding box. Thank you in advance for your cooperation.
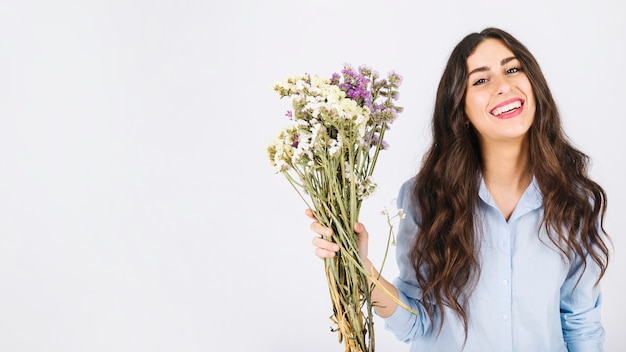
[267,64,405,352]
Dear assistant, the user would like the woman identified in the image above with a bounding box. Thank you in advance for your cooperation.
[307,27,610,351]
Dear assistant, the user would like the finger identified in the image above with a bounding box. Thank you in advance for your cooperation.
[310,222,333,237]
[354,222,369,238]
[313,236,340,258]
[312,236,340,252]
[353,222,369,259]
[314,247,336,258]
[304,208,317,220]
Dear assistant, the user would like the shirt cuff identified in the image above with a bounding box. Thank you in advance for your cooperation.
[380,289,423,338]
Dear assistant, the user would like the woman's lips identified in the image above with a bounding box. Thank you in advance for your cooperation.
[490,98,524,119]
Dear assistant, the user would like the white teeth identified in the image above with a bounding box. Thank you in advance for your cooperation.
[492,101,522,116]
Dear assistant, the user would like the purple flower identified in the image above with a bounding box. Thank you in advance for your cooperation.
[328,63,401,114]
[388,71,403,87]
[341,65,357,79]
[285,110,293,120]
[334,66,374,110]
[363,133,390,149]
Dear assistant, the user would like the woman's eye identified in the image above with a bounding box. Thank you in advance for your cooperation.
[473,78,487,86]
[506,67,521,74]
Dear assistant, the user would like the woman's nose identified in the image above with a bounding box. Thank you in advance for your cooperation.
[493,75,511,95]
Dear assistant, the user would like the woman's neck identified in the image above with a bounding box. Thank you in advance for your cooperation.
[480,140,532,220]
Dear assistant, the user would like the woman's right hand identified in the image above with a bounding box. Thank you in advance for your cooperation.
[305,208,369,261]
[306,209,401,318]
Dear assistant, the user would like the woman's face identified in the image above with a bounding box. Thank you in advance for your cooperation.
[464,38,536,145]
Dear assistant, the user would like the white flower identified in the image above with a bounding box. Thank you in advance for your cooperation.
[267,127,298,173]
[325,88,345,105]
[328,135,342,156]
[291,134,311,165]
[309,121,323,149]
[308,86,321,95]
[309,74,329,88]
[295,119,308,128]
[295,78,307,91]
[339,99,360,120]
[273,158,289,173]
[356,176,378,200]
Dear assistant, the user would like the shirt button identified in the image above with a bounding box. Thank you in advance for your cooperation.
[503,314,509,320]
[502,279,508,285]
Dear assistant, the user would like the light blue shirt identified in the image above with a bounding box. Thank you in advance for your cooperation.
[384,176,604,352]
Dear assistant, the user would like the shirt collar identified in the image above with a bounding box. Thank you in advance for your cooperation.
[478,174,543,220]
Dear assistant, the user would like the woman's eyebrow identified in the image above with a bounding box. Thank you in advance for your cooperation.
[468,56,519,77]
[501,56,518,65]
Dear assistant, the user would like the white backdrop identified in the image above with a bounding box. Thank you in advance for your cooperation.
[0,1,624,351]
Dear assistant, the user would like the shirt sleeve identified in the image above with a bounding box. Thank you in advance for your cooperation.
[560,250,605,352]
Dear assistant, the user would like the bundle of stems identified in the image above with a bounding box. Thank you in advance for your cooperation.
[290,126,382,351]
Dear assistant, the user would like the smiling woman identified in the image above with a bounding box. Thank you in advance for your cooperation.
[307,27,611,352]
[464,39,536,146]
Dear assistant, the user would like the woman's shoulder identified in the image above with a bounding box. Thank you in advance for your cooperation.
[396,176,418,219]
[399,175,417,193]
[397,176,416,200]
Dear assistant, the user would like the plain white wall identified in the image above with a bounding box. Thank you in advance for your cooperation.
[0,1,623,351]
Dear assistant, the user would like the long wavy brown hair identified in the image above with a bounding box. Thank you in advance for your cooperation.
[411,27,610,337]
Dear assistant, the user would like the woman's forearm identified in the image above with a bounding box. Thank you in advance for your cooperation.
[363,259,399,318]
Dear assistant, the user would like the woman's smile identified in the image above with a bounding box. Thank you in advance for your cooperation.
[490,98,524,119]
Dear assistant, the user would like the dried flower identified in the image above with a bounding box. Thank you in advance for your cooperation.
[267,64,409,352]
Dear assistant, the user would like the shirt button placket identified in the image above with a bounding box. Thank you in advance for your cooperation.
[499,224,513,352]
